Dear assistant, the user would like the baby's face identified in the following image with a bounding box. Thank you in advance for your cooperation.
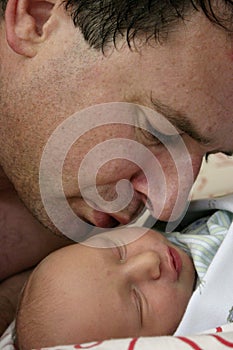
[17,228,195,348]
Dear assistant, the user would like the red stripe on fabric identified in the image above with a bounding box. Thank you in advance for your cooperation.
[212,335,233,347]
[75,342,103,349]
[177,336,202,350]
[128,338,138,350]
[216,327,223,333]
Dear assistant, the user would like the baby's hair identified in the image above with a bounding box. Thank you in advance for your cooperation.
[15,267,61,350]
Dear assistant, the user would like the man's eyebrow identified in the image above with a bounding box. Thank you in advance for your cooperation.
[150,96,212,146]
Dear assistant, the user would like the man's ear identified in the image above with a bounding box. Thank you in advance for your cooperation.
[5,0,55,57]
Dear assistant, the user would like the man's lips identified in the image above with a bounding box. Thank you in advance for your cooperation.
[92,208,144,228]
[167,246,182,281]
[92,210,119,228]
[68,195,145,229]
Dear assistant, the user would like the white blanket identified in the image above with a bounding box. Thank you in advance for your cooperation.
[175,221,233,335]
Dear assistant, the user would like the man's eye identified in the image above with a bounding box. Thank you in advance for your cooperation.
[136,117,181,147]
[139,127,162,146]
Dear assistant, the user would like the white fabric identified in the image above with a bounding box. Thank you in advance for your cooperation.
[175,221,233,335]
[166,211,231,281]
[2,321,233,349]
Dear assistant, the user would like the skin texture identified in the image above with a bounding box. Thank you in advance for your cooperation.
[0,0,232,335]
[0,182,71,281]
[1,3,233,234]
[16,228,196,348]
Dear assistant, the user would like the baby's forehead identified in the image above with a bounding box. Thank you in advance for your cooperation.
[24,228,164,296]
[84,227,154,248]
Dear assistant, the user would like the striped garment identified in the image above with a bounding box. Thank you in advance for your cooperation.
[165,210,233,282]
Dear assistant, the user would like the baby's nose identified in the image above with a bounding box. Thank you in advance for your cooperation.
[122,251,161,282]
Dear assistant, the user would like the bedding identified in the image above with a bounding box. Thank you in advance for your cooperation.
[2,322,233,349]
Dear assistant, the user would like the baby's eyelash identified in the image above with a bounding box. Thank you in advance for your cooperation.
[132,286,143,327]
[111,241,127,261]
[117,244,127,261]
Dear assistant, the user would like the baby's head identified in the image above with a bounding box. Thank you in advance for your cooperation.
[15,228,195,349]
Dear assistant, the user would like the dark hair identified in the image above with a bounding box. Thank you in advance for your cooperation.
[1,0,233,49]
[63,0,233,50]
[0,0,7,15]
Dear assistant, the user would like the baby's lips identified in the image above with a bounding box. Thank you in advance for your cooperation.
[167,247,183,281]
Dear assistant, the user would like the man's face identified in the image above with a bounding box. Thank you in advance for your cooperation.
[17,228,195,347]
[0,8,233,236]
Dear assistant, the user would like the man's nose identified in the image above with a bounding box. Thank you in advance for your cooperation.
[121,251,161,283]
[130,147,204,222]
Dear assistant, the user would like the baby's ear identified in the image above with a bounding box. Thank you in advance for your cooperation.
[4,0,56,57]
